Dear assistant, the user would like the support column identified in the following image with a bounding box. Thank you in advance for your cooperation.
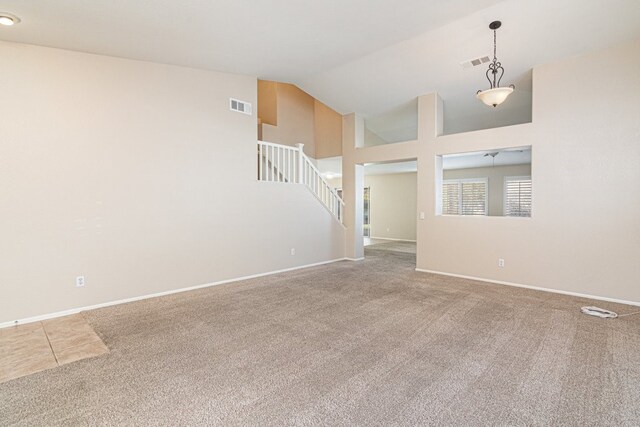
[342,113,365,260]
[416,93,443,267]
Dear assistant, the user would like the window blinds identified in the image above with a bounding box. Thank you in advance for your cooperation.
[442,182,460,215]
[505,176,532,217]
[461,181,488,215]
[442,179,487,216]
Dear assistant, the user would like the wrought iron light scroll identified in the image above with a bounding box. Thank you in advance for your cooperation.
[476,21,515,107]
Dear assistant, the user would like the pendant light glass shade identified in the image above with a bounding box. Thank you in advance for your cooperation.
[476,86,514,107]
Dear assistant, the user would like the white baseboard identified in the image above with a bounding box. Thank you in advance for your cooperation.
[369,236,417,242]
[345,257,365,261]
[415,268,640,307]
[0,257,352,329]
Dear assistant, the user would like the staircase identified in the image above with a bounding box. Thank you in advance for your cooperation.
[257,141,345,224]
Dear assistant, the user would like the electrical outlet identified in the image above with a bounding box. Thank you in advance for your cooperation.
[76,276,85,287]
[498,259,505,268]
[290,248,296,256]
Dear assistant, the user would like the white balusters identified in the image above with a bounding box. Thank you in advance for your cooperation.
[257,140,345,224]
[257,141,296,183]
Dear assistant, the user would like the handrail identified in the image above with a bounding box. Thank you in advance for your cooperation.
[299,150,345,206]
[258,140,294,148]
[257,140,344,223]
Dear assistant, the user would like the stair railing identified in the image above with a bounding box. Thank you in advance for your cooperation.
[257,141,344,224]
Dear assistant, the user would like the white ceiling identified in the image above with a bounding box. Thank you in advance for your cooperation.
[1,0,639,129]
[299,0,640,133]
[0,0,504,80]
[442,147,531,170]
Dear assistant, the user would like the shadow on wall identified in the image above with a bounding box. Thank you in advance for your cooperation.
[364,99,418,147]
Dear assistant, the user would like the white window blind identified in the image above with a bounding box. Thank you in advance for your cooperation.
[442,182,460,215]
[442,179,488,216]
[504,176,532,217]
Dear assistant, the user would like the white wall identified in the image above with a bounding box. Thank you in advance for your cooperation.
[0,41,345,324]
[418,39,640,303]
[367,173,417,240]
[342,39,640,304]
[330,173,417,241]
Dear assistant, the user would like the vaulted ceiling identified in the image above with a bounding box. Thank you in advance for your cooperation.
[1,0,638,131]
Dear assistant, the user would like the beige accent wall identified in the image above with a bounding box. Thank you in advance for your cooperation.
[444,164,531,216]
[257,80,278,126]
[329,173,417,241]
[341,39,640,304]
[314,100,342,158]
[258,81,343,159]
[261,83,316,156]
[0,41,346,324]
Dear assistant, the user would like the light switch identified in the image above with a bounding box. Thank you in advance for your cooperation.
[419,212,425,220]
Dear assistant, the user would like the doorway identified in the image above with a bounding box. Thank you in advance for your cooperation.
[337,187,370,238]
[362,160,417,257]
[363,187,371,238]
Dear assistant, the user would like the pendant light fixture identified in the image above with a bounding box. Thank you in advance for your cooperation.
[476,21,514,107]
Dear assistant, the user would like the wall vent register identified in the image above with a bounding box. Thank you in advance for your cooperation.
[230,98,252,115]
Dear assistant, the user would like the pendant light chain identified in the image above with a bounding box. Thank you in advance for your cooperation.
[488,27,502,88]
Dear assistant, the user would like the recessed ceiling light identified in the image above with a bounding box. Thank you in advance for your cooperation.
[0,13,21,26]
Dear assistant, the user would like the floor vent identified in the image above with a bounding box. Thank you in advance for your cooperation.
[460,55,491,69]
[230,98,252,115]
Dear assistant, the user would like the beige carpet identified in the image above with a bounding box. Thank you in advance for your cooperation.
[1,248,639,426]
[366,239,416,254]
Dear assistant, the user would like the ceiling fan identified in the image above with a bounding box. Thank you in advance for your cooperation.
[484,151,499,167]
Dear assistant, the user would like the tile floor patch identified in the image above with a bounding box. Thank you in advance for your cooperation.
[56,340,109,366]
[0,314,108,383]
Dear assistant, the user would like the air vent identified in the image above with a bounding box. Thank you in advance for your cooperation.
[460,55,491,69]
[230,98,252,115]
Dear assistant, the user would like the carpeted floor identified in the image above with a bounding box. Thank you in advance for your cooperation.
[1,247,639,426]
[366,239,416,254]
